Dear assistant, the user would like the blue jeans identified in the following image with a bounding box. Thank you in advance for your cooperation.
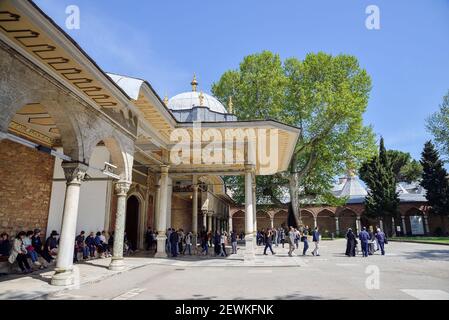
[28,250,38,263]
[303,240,309,255]
[184,244,192,255]
[378,241,385,255]
[361,241,369,257]
[264,242,274,254]
[202,242,208,254]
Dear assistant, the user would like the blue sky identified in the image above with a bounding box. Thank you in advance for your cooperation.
[34,0,449,160]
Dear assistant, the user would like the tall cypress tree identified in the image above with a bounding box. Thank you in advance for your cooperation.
[363,138,400,223]
[420,141,449,218]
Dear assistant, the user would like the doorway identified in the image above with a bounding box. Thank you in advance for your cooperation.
[126,195,139,251]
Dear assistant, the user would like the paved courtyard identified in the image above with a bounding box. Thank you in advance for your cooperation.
[3,239,441,300]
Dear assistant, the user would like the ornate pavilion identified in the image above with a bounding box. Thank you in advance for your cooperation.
[0,0,300,285]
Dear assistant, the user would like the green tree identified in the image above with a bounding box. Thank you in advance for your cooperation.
[362,138,400,223]
[420,141,449,219]
[359,150,422,183]
[427,90,449,159]
[213,51,376,224]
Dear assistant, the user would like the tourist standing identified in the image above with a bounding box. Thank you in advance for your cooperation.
[312,227,321,256]
[301,228,309,256]
[287,227,297,257]
[263,228,276,255]
[169,229,179,257]
[220,232,228,257]
[145,227,152,251]
[166,228,172,254]
[231,230,237,254]
[184,232,192,255]
[375,228,387,256]
[359,227,370,257]
[345,228,356,257]
[213,231,221,256]
[280,228,286,248]
[200,229,209,255]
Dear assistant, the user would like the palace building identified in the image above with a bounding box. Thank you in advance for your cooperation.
[0,0,300,285]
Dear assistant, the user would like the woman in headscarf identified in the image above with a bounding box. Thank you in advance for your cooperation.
[345,228,356,257]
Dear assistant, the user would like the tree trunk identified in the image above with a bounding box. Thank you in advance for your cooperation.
[289,173,301,227]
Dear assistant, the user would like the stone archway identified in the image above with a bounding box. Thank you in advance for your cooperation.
[273,210,288,229]
[232,210,245,235]
[338,208,357,234]
[300,209,315,229]
[126,195,140,251]
[316,209,336,237]
[256,210,271,231]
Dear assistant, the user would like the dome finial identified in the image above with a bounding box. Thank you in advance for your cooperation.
[228,96,234,114]
[191,74,198,92]
[199,91,205,105]
[163,93,169,106]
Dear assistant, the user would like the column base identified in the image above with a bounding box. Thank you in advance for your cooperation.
[51,268,75,286]
[244,235,255,263]
[109,257,126,271]
[155,235,167,258]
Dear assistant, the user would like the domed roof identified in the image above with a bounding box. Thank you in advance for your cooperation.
[167,75,228,114]
[168,91,228,114]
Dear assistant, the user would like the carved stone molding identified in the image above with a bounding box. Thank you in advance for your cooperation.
[115,180,131,196]
[61,161,88,185]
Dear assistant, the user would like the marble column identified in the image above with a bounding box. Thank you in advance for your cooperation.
[313,217,318,229]
[192,179,198,245]
[379,219,384,231]
[153,183,160,231]
[356,217,361,234]
[244,164,255,262]
[155,166,169,258]
[401,216,407,236]
[228,215,233,233]
[335,217,340,236]
[166,177,173,228]
[109,180,131,271]
[270,217,274,229]
[51,162,87,286]
[252,182,257,235]
[202,211,207,230]
[208,212,213,232]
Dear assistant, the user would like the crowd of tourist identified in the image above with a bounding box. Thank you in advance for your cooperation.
[0,228,138,274]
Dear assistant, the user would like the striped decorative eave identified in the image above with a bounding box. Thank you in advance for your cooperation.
[171,120,300,176]
[0,0,139,138]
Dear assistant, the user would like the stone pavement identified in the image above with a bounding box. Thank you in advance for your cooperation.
[0,243,302,300]
[2,240,449,300]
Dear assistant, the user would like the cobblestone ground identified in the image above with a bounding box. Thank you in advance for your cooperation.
[40,239,449,300]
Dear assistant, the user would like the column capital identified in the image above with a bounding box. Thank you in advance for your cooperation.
[160,165,169,175]
[61,161,88,185]
[115,180,131,196]
[244,163,255,173]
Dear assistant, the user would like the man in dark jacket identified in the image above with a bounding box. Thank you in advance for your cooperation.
[312,227,321,256]
[170,230,179,257]
[375,228,387,255]
[359,227,370,257]
[263,228,276,255]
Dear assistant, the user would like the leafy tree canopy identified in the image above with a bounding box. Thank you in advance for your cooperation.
[213,51,376,216]
[427,90,449,160]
